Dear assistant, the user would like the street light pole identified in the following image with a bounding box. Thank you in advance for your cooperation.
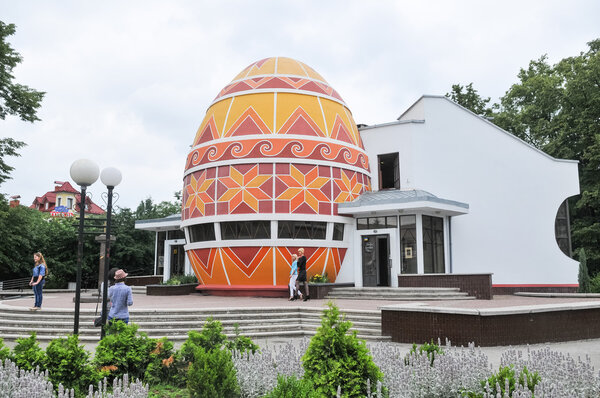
[70,159,99,335]
[100,167,122,338]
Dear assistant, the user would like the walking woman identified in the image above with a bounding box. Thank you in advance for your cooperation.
[288,254,301,301]
[29,252,48,311]
[296,248,309,301]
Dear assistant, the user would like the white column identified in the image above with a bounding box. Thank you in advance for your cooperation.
[416,214,424,274]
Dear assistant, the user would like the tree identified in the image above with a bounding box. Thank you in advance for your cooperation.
[0,21,45,122]
[446,82,494,118]
[0,21,45,186]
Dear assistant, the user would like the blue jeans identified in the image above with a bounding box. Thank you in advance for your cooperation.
[108,317,129,324]
[33,280,44,308]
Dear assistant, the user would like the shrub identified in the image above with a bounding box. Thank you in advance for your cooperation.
[462,365,540,397]
[404,340,444,366]
[226,323,260,356]
[302,302,385,397]
[0,338,10,361]
[44,334,101,395]
[187,346,240,398]
[579,248,591,293]
[11,332,46,371]
[180,318,227,363]
[262,374,320,398]
[94,321,156,381]
[144,337,186,387]
[163,274,198,285]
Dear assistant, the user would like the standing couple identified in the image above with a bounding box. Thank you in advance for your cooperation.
[289,248,309,301]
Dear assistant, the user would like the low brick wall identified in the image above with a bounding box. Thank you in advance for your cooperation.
[397,274,493,300]
[492,285,578,295]
[126,275,163,286]
[381,302,600,346]
[146,283,198,296]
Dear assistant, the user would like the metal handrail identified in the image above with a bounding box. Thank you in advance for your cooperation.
[0,277,31,291]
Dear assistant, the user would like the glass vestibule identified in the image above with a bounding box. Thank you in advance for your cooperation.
[357,213,446,275]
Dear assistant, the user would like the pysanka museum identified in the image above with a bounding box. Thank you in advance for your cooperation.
[135,57,580,296]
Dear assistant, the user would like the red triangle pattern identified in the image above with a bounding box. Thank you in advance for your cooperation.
[226,107,272,137]
[330,115,356,145]
[194,117,218,146]
[278,107,325,137]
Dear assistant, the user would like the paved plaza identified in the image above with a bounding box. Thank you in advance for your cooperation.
[2,291,600,369]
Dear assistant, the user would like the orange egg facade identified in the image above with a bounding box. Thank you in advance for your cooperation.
[182,57,371,287]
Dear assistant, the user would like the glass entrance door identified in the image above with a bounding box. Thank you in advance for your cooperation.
[362,234,391,287]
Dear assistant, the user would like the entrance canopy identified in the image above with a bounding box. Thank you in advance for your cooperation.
[337,189,469,217]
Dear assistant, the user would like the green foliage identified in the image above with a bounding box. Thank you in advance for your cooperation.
[0,338,10,361]
[0,21,45,123]
[446,83,494,118]
[579,248,591,293]
[302,302,385,397]
[463,365,540,397]
[404,340,444,366]
[180,318,227,363]
[262,375,320,398]
[225,323,260,356]
[144,337,186,387]
[164,274,198,285]
[44,334,101,395]
[11,332,45,371]
[148,383,189,398]
[0,137,26,186]
[187,346,240,398]
[94,321,156,381]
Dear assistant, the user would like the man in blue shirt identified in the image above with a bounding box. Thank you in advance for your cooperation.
[108,269,133,324]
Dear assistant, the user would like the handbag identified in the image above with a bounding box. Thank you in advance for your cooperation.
[94,316,103,327]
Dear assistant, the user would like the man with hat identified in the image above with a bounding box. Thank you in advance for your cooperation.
[108,269,133,324]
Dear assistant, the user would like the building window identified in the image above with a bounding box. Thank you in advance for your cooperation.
[221,221,270,240]
[400,215,417,274]
[422,215,445,273]
[278,221,326,240]
[555,199,572,257]
[332,223,345,241]
[188,224,215,242]
[168,229,186,240]
[378,152,399,190]
[67,198,73,209]
[57,197,62,206]
[356,216,398,230]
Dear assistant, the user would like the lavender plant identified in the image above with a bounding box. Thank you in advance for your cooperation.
[0,359,55,398]
[85,374,148,398]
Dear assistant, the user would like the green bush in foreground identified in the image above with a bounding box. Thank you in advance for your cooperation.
[187,346,240,398]
[0,338,10,361]
[44,334,101,395]
[262,375,320,398]
[302,302,385,397]
[462,365,540,397]
[11,332,45,371]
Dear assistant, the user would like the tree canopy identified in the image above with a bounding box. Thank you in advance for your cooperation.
[0,21,45,186]
[448,39,600,274]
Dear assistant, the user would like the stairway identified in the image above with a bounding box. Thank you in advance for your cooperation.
[326,287,474,300]
[0,305,388,343]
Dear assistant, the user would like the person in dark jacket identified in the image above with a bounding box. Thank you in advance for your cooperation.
[295,248,309,301]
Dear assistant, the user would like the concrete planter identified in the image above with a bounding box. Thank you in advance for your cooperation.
[308,282,354,299]
[146,283,198,296]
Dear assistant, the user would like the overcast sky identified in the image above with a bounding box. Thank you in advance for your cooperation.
[1,1,599,211]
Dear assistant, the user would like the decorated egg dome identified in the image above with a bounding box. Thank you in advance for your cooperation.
[182,57,371,288]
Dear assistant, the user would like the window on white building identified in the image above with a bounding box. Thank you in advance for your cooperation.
[422,215,445,273]
[378,152,399,190]
[67,198,73,209]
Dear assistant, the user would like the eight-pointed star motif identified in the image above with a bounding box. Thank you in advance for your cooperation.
[334,170,365,203]
[218,165,271,212]
[277,165,329,213]
[184,171,214,216]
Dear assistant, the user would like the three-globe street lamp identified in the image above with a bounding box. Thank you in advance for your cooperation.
[69,159,100,335]
[99,167,122,338]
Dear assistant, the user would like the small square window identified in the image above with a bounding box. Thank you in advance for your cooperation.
[332,223,344,241]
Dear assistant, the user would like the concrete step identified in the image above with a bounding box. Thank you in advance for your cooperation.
[0,306,386,342]
[326,287,474,301]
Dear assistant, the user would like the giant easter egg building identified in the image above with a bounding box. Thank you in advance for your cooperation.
[181,57,371,288]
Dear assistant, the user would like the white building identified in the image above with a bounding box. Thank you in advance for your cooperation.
[137,95,579,290]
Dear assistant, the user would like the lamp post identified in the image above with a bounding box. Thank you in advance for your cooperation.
[70,159,99,335]
[100,167,122,338]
